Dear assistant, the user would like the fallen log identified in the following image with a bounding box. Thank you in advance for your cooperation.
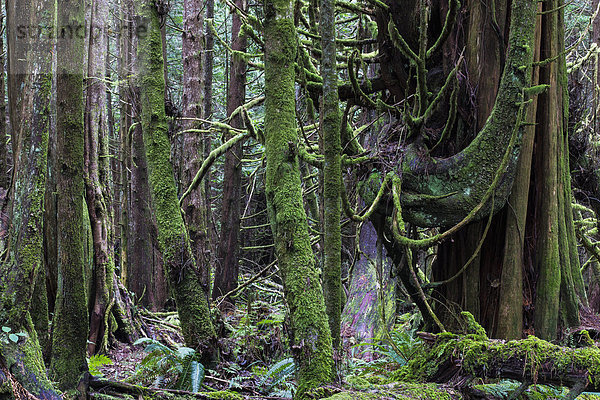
[393,314,600,393]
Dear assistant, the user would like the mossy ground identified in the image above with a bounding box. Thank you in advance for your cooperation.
[318,383,460,400]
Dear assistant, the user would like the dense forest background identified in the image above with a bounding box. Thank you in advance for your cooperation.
[3,0,600,398]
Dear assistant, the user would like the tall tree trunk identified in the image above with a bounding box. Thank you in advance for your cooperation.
[320,0,342,350]
[0,0,56,395]
[263,0,333,394]
[119,0,167,311]
[50,0,89,390]
[182,0,211,291]
[85,0,115,355]
[534,0,569,339]
[136,0,217,362]
[496,7,542,340]
[24,0,53,360]
[213,0,247,302]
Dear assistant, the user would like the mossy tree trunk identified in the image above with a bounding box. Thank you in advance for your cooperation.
[121,0,167,311]
[213,0,247,302]
[28,0,54,362]
[320,0,342,350]
[136,0,217,362]
[263,0,334,395]
[0,0,56,396]
[50,0,90,390]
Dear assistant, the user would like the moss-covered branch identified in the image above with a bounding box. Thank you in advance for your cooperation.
[179,131,251,205]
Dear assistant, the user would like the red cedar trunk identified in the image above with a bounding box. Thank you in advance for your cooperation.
[213,0,247,301]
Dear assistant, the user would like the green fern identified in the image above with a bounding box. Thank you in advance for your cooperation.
[259,357,296,394]
[128,337,205,391]
[355,327,420,372]
[88,354,113,377]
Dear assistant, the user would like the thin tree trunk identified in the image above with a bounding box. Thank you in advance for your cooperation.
[136,0,217,362]
[50,0,89,390]
[118,0,132,292]
[213,0,247,302]
[263,0,333,393]
[203,0,215,245]
[320,0,342,350]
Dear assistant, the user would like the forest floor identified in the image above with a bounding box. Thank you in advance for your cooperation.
[88,303,600,400]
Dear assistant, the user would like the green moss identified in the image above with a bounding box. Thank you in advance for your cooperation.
[460,312,487,339]
[202,391,244,400]
[320,383,458,400]
[345,376,373,390]
[1,315,59,398]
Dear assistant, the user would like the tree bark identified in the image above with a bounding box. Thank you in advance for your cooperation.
[84,0,115,356]
[0,12,7,190]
